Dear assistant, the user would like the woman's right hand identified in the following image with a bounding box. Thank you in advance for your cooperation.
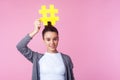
[29,19,42,38]
[33,19,41,33]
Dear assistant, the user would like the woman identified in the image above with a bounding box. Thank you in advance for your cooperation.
[16,19,75,80]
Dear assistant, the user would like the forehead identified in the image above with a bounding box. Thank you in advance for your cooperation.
[44,31,58,38]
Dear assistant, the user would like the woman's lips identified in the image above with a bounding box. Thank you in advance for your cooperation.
[50,46,56,48]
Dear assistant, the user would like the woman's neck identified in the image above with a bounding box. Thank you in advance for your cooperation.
[47,50,58,54]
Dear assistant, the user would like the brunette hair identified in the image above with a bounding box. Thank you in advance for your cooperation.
[42,21,59,39]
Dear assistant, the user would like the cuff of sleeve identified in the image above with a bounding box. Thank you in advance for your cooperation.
[26,34,33,40]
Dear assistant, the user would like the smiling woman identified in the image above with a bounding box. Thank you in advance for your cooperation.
[16,19,75,80]
[42,22,59,53]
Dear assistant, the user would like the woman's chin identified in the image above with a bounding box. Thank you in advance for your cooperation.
[48,48,57,52]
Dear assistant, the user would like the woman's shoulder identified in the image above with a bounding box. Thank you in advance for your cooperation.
[60,52,73,68]
[60,52,72,61]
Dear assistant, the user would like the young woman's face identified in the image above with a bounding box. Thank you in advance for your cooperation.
[43,31,59,53]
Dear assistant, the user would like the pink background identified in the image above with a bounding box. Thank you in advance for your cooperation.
[0,0,120,80]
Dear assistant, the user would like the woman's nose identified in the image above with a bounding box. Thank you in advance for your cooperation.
[50,40,54,44]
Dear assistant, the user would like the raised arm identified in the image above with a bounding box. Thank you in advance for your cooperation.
[16,19,42,63]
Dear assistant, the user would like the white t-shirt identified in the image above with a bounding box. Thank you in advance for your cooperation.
[39,52,65,80]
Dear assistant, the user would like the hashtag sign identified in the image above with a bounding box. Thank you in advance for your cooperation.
[39,4,59,26]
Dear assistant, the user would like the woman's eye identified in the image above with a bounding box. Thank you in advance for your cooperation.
[47,38,50,41]
[53,38,58,41]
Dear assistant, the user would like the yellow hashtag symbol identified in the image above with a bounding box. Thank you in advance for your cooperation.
[38,4,59,26]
